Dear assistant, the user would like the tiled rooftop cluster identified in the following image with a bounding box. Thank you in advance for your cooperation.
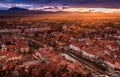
[35,47,91,75]
[0,35,29,63]
[0,18,120,76]
[70,39,120,69]
[0,47,94,77]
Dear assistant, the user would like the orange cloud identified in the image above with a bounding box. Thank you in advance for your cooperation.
[63,8,120,13]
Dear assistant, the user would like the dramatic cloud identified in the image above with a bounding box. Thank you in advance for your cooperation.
[0,0,120,10]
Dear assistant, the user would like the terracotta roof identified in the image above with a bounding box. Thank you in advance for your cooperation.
[115,62,120,69]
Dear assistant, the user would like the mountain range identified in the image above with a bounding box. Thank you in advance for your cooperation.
[7,7,28,11]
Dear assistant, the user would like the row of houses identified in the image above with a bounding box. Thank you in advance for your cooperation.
[0,27,51,33]
[0,43,29,62]
[69,40,120,70]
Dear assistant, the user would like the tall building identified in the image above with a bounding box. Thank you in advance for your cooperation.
[1,43,7,51]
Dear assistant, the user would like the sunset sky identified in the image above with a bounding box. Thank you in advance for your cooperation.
[0,0,120,13]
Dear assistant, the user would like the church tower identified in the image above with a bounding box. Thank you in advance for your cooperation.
[2,43,7,51]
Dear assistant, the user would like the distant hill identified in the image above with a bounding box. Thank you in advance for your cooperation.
[0,10,63,17]
[8,7,28,11]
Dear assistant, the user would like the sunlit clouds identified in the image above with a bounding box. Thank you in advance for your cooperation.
[63,8,90,12]
[0,3,120,13]
[28,6,63,12]
[0,3,32,10]
[63,8,120,13]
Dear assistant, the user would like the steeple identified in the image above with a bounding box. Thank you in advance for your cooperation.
[2,43,7,51]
